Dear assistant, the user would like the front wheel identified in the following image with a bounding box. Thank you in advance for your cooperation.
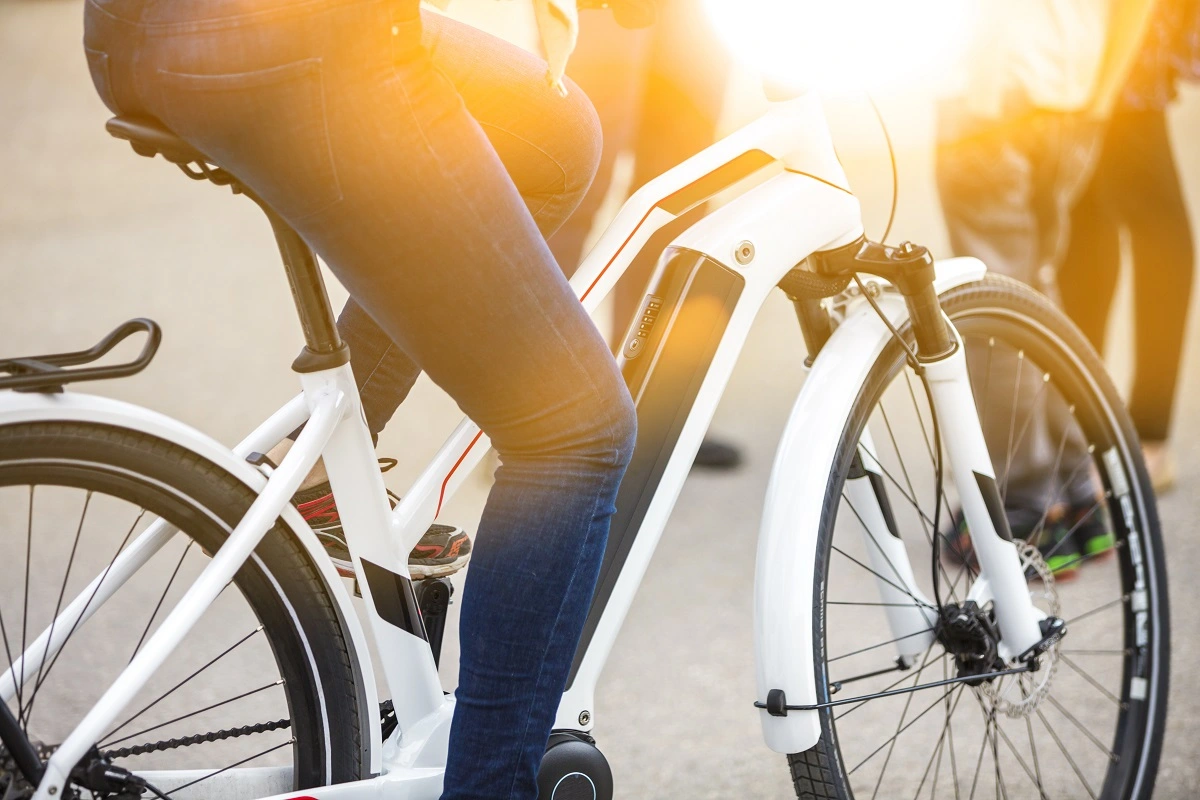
[789,276,1169,799]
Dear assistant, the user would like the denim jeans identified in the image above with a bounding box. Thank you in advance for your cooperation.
[83,1,638,796]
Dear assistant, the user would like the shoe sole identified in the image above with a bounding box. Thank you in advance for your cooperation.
[327,551,472,581]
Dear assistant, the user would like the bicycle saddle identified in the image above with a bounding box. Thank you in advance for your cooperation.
[106,115,210,166]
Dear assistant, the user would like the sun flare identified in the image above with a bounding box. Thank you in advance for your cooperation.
[701,0,976,94]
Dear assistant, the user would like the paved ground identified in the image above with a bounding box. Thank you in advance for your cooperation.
[2,0,1199,797]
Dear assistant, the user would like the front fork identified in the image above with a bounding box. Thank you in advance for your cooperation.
[800,237,1046,661]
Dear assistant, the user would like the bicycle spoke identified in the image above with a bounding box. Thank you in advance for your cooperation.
[967,707,993,800]
[1038,499,1104,562]
[831,539,936,611]
[913,715,948,800]
[0,509,21,713]
[976,337,995,433]
[849,685,962,776]
[968,689,1043,798]
[910,658,967,799]
[840,499,939,609]
[1035,708,1098,800]
[854,451,971,600]
[1057,655,1122,707]
[900,370,977,598]
[24,490,93,724]
[997,376,1049,501]
[990,710,1008,800]
[871,646,939,800]
[129,539,196,663]
[104,626,264,741]
[829,601,933,608]
[18,487,33,726]
[835,657,941,721]
[829,627,937,664]
[1025,716,1045,799]
[998,352,1024,505]
[945,668,961,800]
[34,508,148,697]
[101,680,282,749]
[165,737,295,796]
[1064,596,1127,626]
[1044,694,1117,761]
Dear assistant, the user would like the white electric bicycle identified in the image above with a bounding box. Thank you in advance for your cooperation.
[0,87,1169,799]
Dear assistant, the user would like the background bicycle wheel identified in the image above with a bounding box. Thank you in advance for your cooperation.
[3,2,1199,797]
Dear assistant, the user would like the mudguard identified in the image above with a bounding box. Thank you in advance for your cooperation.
[755,256,987,754]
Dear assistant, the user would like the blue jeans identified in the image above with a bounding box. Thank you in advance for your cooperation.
[83,1,638,796]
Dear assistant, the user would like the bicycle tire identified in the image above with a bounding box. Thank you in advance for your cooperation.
[0,420,367,793]
[788,275,1169,799]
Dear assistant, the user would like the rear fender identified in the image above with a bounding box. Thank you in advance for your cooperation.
[0,391,382,773]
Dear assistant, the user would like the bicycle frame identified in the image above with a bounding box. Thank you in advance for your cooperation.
[4,91,1046,800]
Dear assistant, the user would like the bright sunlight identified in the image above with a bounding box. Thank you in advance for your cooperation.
[700,0,976,94]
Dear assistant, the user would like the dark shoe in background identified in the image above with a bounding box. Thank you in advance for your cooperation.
[693,436,742,470]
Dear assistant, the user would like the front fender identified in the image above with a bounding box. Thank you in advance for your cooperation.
[0,390,382,773]
[755,257,986,754]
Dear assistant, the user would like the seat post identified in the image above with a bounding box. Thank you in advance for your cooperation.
[261,209,351,372]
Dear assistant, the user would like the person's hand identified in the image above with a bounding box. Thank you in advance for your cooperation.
[576,0,658,28]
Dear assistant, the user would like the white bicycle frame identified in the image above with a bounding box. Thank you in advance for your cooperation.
[1,91,1047,800]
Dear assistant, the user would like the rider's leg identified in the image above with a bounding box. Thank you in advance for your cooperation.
[331,9,613,440]
[129,3,636,796]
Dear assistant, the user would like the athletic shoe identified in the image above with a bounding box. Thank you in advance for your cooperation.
[693,436,743,470]
[943,507,1081,580]
[293,475,471,581]
[1069,503,1115,562]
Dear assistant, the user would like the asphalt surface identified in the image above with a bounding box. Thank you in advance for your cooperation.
[2,1,1199,797]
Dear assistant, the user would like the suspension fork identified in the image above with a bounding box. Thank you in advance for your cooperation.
[804,237,1046,659]
[845,430,937,662]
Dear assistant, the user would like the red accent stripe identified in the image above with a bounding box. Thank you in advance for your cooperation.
[297,493,338,522]
[579,207,657,302]
[436,431,484,517]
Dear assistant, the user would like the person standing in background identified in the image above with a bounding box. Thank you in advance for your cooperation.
[549,0,743,469]
[1058,0,1200,493]
[935,0,1158,576]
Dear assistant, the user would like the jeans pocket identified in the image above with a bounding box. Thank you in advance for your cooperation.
[156,58,343,220]
[84,47,121,114]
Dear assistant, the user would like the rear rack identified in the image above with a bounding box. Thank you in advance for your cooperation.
[0,318,162,393]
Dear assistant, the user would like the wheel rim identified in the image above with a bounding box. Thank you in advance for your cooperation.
[815,297,1163,799]
[0,459,327,799]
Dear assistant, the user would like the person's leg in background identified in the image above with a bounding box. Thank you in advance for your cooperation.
[1057,141,1122,356]
[936,108,1097,575]
[1064,108,1195,491]
[551,0,742,468]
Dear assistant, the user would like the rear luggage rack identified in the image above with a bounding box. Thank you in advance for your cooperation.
[0,318,161,393]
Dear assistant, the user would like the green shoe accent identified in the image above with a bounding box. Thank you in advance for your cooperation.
[1044,552,1082,576]
[1082,531,1115,556]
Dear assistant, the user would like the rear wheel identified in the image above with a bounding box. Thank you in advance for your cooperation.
[0,421,366,799]
[790,276,1169,799]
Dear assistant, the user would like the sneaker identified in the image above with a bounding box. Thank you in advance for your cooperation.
[293,478,471,581]
[1068,503,1115,562]
[943,506,1081,580]
[1023,514,1082,580]
[692,436,743,470]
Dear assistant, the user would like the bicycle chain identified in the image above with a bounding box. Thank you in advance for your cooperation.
[101,719,291,760]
